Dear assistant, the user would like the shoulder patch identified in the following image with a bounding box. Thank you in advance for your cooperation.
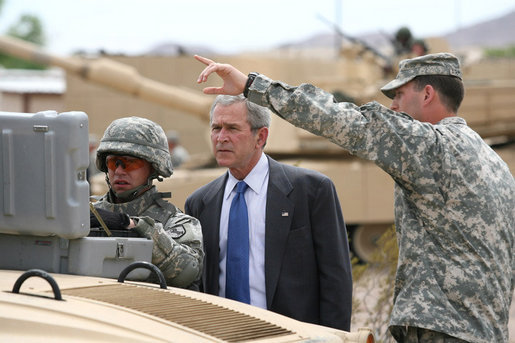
[168,225,186,239]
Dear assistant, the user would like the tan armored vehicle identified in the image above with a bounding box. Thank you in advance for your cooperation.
[1,270,374,343]
[0,35,514,263]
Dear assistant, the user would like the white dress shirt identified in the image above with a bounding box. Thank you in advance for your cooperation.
[218,153,269,309]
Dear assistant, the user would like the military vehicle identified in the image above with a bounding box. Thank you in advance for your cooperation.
[0,35,514,263]
[0,109,375,343]
[1,270,375,343]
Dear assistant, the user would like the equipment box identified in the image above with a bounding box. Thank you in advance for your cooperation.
[68,237,152,279]
[0,110,153,281]
[0,233,153,280]
[0,111,90,239]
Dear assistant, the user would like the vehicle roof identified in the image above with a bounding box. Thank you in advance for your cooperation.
[0,269,349,343]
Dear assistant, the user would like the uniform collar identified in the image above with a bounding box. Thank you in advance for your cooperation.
[437,116,467,125]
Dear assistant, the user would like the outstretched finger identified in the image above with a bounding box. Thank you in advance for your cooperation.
[195,55,216,83]
[194,54,214,66]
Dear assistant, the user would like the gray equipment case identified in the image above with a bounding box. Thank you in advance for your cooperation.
[0,111,152,280]
[0,110,89,238]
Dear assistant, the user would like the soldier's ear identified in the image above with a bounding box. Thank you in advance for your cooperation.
[423,85,436,105]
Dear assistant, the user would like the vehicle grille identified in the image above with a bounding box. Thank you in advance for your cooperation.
[61,283,295,342]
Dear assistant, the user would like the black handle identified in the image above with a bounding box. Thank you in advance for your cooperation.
[12,269,63,300]
[117,261,167,289]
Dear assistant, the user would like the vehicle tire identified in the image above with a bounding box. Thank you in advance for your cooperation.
[350,225,388,263]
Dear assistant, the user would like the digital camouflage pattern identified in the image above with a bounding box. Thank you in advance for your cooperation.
[380,53,462,99]
[94,186,204,289]
[96,116,174,177]
[400,327,468,342]
[247,73,515,342]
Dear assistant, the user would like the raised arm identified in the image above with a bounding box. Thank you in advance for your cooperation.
[195,55,247,95]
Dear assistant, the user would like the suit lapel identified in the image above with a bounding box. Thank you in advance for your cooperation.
[264,156,294,308]
[201,174,227,294]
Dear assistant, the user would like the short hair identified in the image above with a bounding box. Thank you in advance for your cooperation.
[412,75,464,113]
[209,94,271,131]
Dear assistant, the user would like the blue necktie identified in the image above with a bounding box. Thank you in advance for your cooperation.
[226,181,250,303]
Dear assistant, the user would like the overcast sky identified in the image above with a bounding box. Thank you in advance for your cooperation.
[1,0,514,56]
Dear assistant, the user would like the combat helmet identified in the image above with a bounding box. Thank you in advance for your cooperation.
[395,26,413,43]
[394,26,414,55]
[96,116,173,178]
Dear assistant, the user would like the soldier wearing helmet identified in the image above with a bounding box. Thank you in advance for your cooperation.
[91,116,203,289]
[393,26,413,56]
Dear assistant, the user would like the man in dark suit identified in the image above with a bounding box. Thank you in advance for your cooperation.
[185,94,352,331]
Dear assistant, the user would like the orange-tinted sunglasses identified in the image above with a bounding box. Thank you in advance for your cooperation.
[106,155,146,172]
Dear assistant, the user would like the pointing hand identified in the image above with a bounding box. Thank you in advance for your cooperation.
[195,55,248,95]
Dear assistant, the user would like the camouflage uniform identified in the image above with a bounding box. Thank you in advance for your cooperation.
[246,54,514,342]
[95,116,204,289]
[95,187,203,289]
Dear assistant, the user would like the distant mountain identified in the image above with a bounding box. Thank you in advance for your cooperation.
[146,7,515,56]
[444,9,515,48]
[286,8,515,52]
[290,8,515,51]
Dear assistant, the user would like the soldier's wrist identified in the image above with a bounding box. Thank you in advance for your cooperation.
[243,72,259,98]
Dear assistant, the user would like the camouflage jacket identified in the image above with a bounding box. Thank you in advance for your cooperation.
[248,75,515,343]
[95,186,204,289]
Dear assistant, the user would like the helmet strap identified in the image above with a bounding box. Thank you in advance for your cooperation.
[105,173,157,203]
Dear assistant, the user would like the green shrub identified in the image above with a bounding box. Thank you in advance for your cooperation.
[484,46,515,58]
